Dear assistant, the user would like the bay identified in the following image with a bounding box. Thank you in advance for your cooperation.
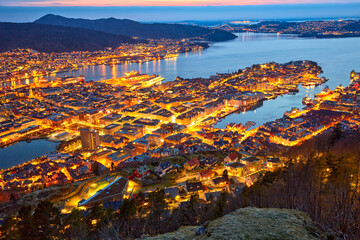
[46,32,360,128]
[0,139,58,170]
[3,32,360,169]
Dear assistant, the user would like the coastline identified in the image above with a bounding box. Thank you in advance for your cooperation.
[232,31,360,40]
[0,137,59,171]
[1,42,210,88]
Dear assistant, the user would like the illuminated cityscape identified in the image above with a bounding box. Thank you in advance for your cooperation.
[0,2,360,239]
[0,40,204,90]
[0,59,359,210]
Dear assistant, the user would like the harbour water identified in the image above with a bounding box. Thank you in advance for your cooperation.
[0,139,58,170]
[46,32,360,128]
[2,32,360,169]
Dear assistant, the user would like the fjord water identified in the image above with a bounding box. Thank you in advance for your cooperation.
[47,33,360,127]
[2,33,360,169]
[0,139,58,170]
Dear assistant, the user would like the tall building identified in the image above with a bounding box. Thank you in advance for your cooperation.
[29,87,33,98]
[80,129,100,150]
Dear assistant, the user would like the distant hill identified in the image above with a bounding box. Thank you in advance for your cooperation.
[0,22,138,53]
[227,20,360,38]
[34,14,237,42]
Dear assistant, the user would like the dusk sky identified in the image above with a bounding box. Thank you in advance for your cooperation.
[0,1,360,22]
[1,0,360,6]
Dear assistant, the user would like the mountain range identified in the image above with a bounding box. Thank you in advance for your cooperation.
[34,14,236,42]
[0,14,236,53]
[0,22,138,53]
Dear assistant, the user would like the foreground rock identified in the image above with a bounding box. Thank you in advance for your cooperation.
[141,207,326,240]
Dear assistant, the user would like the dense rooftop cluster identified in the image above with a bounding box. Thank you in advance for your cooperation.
[0,61,359,217]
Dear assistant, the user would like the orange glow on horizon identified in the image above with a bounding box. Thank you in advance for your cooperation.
[1,0,349,7]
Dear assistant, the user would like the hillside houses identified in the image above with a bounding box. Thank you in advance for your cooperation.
[186,182,204,193]
[197,169,216,181]
[154,161,173,177]
[133,165,150,179]
[226,162,246,177]
[265,157,284,170]
[184,157,200,171]
[240,156,262,172]
[224,152,238,164]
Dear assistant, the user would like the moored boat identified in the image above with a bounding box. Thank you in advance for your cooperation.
[302,97,314,106]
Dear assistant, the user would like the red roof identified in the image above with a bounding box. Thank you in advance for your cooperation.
[199,169,215,178]
[228,152,238,161]
[206,133,214,139]
[186,157,200,167]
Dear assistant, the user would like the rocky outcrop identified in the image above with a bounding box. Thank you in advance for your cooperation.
[141,207,326,240]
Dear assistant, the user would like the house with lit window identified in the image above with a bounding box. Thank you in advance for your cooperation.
[154,161,173,177]
[211,176,228,187]
[225,162,246,177]
[265,157,283,170]
[240,156,262,172]
[224,152,239,164]
[197,169,215,181]
[133,165,150,179]
[185,182,204,193]
[184,157,200,171]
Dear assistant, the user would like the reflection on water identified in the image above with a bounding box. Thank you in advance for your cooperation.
[48,58,178,82]
[44,33,360,128]
[240,32,298,42]
[0,139,58,169]
[214,86,319,129]
[111,65,118,79]
[2,33,360,168]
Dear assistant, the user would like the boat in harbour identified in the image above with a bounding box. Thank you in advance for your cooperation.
[302,97,314,106]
